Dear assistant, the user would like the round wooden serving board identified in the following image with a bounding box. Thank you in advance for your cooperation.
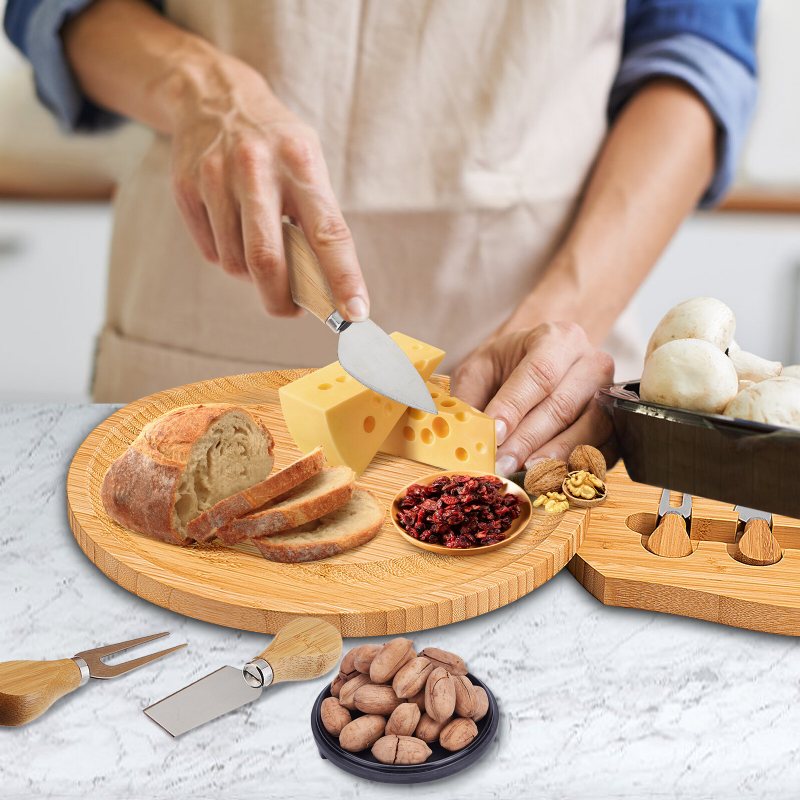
[67,371,587,637]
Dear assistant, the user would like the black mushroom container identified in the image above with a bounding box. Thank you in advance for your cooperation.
[311,673,499,784]
[598,382,800,519]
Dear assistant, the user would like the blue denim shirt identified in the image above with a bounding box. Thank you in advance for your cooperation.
[4,0,758,206]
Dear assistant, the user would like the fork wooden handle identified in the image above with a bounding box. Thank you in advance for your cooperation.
[0,659,83,727]
[646,514,693,558]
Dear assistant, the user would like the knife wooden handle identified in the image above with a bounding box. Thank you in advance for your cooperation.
[646,514,692,558]
[735,518,782,566]
[283,222,337,324]
[256,617,342,685]
[0,659,83,726]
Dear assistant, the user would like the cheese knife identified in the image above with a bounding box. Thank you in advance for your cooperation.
[282,221,436,414]
[144,617,342,737]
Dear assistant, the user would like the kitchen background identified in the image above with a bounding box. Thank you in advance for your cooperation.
[1,0,799,402]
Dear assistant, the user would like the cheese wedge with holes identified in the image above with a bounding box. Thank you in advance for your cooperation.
[380,383,496,472]
[279,333,445,474]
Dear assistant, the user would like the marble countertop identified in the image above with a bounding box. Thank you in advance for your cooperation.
[2,404,799,799]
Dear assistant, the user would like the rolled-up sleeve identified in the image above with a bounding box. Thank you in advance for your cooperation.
[3,0,162,132]
[611,0,759,207]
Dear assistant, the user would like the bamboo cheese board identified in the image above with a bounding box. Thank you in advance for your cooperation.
[67,370,588,637]
[571,467,800,635]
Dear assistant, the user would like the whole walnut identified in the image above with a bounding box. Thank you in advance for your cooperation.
[568,445,606,480]
[524,459,569,497]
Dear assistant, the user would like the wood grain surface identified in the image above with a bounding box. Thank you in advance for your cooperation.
[66,370,587,637]
[570,468,800,635]
[0,659,83,727]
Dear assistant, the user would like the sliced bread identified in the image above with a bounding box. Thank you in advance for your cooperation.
[216,465,355,544]
[253,489,384,563]
[188,447,325,542]
[101,404,274,545]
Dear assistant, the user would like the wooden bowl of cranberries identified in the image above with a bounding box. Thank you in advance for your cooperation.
[391,471,532,556]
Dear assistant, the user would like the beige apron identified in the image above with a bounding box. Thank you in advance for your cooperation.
[93,0,633,402]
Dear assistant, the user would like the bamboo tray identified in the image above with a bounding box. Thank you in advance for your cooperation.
[570,467,800,635]
[66,370,588,637]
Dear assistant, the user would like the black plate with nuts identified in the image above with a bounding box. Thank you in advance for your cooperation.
[310,673,499,784]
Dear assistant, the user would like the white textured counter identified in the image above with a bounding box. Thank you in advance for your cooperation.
[1,404,799,799]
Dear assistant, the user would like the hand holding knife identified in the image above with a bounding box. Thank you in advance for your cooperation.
[283,221,436,414]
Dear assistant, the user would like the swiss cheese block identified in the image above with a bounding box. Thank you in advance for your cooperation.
[279,333,445,474]
[380,383,496,472]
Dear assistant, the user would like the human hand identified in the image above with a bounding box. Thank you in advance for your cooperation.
[451,323,615,476]
[168,55,368,319]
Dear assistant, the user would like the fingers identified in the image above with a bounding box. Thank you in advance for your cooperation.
[484,323,586,447]
[172,174,218,264]
[522,400,614,467]
[450,351,498,413]
[198,159,250,282]
[239,180,300,317]
[280,136,369,321]
[494,347,614,475]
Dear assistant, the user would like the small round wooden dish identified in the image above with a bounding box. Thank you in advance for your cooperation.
[391,470,532,556]
[562,471,607,509]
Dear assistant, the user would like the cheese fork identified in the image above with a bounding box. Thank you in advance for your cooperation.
[0,632,186,727]
[646,489,693,558]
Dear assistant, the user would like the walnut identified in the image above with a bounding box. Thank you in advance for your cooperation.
[568,445,606,480]
[563,470,606,502]
[523,459,568,497]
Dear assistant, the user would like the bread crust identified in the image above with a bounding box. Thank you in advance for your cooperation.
[216,466,355,544]
[188,447,325,542]
[101,404,273,544]
[253,490,384,562]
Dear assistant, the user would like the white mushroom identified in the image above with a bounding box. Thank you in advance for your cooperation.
[646,297,736,358]
[724,377,800,429]
[727,346,782,383]
[640,338,739,414]
[782,365,800,380]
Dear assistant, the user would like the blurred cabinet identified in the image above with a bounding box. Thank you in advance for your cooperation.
[0,201,110,401]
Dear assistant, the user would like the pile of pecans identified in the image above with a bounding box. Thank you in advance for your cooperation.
[321,639,489,765]
[396,474,521,548]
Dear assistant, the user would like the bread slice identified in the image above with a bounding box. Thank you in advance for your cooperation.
[188,447,325,542]
[216,465,355,544]
[253,489,384,562]
[101,404,273,545]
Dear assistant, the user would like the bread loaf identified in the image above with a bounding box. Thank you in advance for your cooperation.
[101,404,273,544]
[188,447,325,542]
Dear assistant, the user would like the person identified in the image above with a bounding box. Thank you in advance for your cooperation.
[4,0,757,475]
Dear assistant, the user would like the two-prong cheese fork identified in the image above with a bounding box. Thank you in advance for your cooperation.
[0,632,185,727]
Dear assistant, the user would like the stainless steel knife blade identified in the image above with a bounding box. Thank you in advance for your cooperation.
[337,319,437,414]
[282,221,436,414]
[143,666,261,737]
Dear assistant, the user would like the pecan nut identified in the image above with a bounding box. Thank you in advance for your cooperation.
[439,717,478,752]
[370,638,416,684]
[392,656,434,698]
[385,702,422,737]
[371,735,432,765]
[424,666,456,722]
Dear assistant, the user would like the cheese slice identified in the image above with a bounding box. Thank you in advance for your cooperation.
[380,383,496,472]
[279,333,445,474]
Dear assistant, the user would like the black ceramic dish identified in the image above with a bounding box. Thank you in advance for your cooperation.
[311,672,499,784]
[598,381,800,518]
